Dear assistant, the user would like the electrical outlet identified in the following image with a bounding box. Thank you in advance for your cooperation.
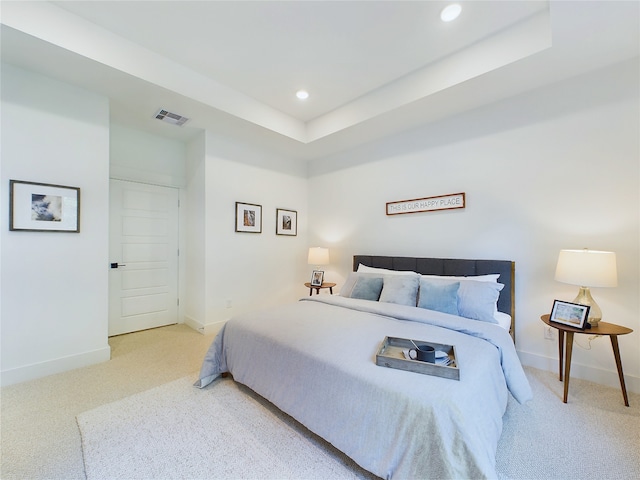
[544,326,555,340]
[225,299,232,309]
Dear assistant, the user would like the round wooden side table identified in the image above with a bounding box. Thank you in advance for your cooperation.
[304,282,336,296]
[541,314,633,406]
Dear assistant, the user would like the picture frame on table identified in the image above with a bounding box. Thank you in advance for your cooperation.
[9,180,80,232]
[549,300,590,329]
[235,202,262,233]
[310,270,324,287]
[276,208,297,236]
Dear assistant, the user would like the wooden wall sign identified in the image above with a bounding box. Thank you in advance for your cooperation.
[386,192,465,216]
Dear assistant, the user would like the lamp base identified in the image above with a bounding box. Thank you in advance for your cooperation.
[573,287,602,327]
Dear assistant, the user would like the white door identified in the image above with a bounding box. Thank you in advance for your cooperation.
[109,180,179,336]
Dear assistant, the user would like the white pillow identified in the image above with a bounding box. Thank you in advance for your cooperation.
[420,273,500,283]
[358,265,500,283]
[357,264,417,275]
[494,312,512,331]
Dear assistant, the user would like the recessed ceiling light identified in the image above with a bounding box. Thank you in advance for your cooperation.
[441,4,462,22]
[296,90,309,100]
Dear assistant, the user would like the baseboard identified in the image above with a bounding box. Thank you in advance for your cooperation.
[184,315,226,336]
[0,345,111,387]
[518,350,640,395]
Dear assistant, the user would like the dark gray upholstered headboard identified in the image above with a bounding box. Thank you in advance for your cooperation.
[353,255,516,342]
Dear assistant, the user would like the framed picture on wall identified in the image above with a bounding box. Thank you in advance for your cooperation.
[9,180,80,232]
[276,208,297,236]
[235,202,262,233]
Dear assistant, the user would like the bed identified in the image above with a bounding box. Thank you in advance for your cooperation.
[196,255,532,479]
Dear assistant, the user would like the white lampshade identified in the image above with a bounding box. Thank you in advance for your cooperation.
[308,247,329,266]
[555,249,617,326]
[555,249,618,287]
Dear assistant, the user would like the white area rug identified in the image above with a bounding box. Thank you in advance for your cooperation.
[77,369,640,480]
[77,376,376,480]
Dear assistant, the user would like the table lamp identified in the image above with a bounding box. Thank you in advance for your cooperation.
[554,248,617,327]
[308,247,329,270]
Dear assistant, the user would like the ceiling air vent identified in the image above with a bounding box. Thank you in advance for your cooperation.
[154,109,190,127]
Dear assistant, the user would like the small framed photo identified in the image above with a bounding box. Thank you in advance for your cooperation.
[235,202,262,233]
[310,270,324,287]
[276,208,297,236]
[9,180,80,232]
[550,300,590,329]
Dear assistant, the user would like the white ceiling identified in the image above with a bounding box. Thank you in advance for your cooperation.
[51,0,548,121]
[1,1,638,161]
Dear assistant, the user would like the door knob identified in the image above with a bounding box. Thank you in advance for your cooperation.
[110,262,127,269]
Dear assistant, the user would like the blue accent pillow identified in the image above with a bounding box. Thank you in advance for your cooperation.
[339,272,384,297]
[418,279,460,315]
[457,281,503,323]
[350,277,384,301]
[379,274,420,306]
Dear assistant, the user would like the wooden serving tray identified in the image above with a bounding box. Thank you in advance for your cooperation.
[376,336,459,380]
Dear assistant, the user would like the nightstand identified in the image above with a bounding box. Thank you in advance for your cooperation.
[304,282,336,296]
[541,314,633,406]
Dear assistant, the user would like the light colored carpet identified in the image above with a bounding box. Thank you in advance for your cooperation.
[77,375,377,480]
[76,368,640,480]
[0,324,217,480]
[496,368,640,479]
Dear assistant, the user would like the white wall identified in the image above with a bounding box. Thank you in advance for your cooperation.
[308,59,640,393]
[110,123,187,187]
[183,131,309,333]
[1,64,111,386]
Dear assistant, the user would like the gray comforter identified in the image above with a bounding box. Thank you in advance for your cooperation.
[196,296,532,479]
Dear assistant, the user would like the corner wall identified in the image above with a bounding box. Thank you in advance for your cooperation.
[308,59,640,393]
[1,64,111,386]
[184,131,309,334]
[184,133,207,331]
